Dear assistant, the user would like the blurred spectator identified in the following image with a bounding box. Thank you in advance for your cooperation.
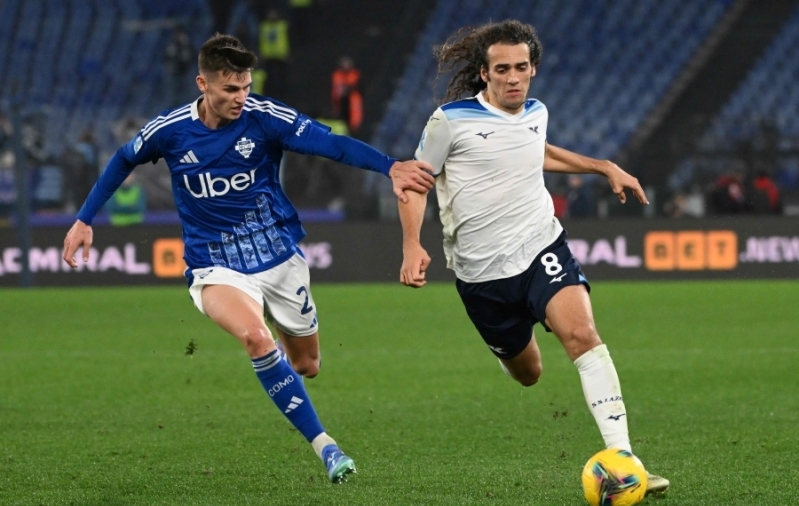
[0,113,16,219]
[331,56,363,136]
[112,115,174,211]
[106,173,146,226]
[0,153,15,219]
[61,129,99,213]
[0,112,10,152]
[709,175,746,214]
[112,115,144,145]
[259,8,290,98]
[750,170,781,214]
[566,175,596,218]
[551,191,568,219]
[31,164,65,213]
[21,116,47,166]
[19,115,64,213]
[708,162,747,214]
[663,188,705,218]
[164,25,196,107]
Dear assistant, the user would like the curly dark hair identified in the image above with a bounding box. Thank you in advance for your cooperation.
[198,33,258,76]
[434,19,543,103]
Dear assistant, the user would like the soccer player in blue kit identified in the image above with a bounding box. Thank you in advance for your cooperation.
[62,33,434,484]
[398,20,669,495]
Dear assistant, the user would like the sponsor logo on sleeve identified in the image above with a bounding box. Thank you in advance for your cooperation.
[295,118,312,137]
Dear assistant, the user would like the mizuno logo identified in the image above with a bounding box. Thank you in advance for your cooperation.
[550,272,567,284]
[284,396,304,413]
[487,345,505,354]
[475,131,494,139]
[607,413,627,421]
[198,269,213,279]
[180,150,199,164]
[528,126,539,133]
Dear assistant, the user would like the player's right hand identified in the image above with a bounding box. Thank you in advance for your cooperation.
[400,243,431,288]
[389,160,435,204]
[63,220,93,268]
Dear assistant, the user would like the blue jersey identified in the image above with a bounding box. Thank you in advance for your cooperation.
[77,94,395,275]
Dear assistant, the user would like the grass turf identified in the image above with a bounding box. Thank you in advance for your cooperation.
[0,280,797,505]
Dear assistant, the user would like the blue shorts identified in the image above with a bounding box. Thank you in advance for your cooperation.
[455,231,590,360]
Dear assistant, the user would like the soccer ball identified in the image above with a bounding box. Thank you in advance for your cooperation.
[581,448,647,506]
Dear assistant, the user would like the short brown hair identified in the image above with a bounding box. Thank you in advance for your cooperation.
[198,33,258,76]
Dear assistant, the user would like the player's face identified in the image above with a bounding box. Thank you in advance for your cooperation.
[197,71,251,127]
[480,43,536,114]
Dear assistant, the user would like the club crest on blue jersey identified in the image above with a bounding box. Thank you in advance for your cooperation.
[133,135,143,154]
[235,137,255,158]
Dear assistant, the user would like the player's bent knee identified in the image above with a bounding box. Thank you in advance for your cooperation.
[240,326,274,356]
[516,373,540,387]
[292,357,320,378]
[567,325,602,356]
[512,362,542,387]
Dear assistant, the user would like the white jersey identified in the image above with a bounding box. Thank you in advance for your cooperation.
[414,92,563,283]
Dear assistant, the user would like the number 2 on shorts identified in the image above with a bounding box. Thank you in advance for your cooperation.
[296,286,314,315]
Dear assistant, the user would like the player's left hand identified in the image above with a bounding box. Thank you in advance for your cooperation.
[63,219,93,268]
[603,161,649,205]
[400,243,431,288]
[389,160,435,203]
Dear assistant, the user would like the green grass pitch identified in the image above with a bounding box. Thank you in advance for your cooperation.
[1,280,797,505]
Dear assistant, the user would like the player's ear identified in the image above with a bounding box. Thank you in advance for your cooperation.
[480,66,488,83]
[196,74,207,93]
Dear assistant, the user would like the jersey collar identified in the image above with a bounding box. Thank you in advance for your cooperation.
[476,92,526,119]
[191,97,201,121]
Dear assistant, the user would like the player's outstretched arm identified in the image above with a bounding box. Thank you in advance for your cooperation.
[543,143,649,205]
[389,160,435,203]
[281,121,434,203]
[398,190,431,288]
[62,141,144,267]
[63,220,93,268]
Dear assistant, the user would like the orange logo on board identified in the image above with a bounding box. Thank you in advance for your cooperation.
[644,231,737,271]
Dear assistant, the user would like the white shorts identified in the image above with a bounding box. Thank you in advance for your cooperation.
[188,253,319,337]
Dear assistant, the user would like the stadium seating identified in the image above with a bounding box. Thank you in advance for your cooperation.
[0,0,211,156]
[371,0,733,161]
[677,3,799,191]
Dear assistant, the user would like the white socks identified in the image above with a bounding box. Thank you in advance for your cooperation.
[311,432,336,459]
[574,344,631,452]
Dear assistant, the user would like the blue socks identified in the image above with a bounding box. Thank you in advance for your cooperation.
[252,350,324,442]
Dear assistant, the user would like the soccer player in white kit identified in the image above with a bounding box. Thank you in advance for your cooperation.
[398,20,669,495]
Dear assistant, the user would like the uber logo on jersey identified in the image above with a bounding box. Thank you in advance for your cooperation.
[184,169,257,198]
